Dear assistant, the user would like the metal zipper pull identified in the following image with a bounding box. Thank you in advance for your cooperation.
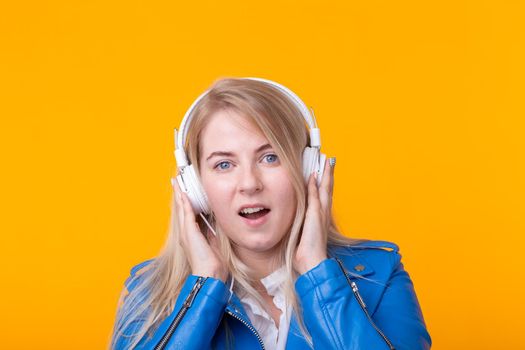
[154,276,208,350]
[334,257,396,350]
[184,276,206,308]
[350,281,367,309]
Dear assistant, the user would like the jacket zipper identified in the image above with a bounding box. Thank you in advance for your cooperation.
[226,309,265,350]
[335,258,396,350]
[153,276,208,350]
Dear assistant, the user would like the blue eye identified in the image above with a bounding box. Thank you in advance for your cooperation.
[264,154,278,163]
[215,161,231,170]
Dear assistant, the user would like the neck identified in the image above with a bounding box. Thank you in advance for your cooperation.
[234,244,283,281]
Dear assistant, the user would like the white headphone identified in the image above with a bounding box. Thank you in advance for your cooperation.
[171,77,326,219]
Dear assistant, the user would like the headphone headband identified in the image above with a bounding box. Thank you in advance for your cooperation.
[174,77,321,169]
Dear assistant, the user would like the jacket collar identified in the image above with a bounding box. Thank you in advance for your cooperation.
[225,250,375,320]
[328,245,376,278]
[226,291,252,321]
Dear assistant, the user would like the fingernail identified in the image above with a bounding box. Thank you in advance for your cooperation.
[329,157,336,168]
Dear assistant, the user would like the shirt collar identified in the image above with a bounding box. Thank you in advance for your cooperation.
[260,265,287,296]
[237,265,288,318]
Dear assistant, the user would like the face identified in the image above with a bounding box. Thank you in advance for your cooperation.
[198,109,297,256]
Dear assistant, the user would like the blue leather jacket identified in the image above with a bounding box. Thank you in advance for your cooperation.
[114,240,431,349]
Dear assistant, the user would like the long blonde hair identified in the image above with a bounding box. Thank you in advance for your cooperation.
[110,77,365,349]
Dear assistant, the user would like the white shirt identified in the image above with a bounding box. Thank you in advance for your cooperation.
[237,266,291,350]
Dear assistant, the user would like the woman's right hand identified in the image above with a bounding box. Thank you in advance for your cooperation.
[174,184,228,282]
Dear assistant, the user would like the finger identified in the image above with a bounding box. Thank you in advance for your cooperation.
[307,172,320,211]
[320,157,331,191]
[319,158,332,212]
[173,185,185,235]
[180,191,201,236]
[329,157,335,196]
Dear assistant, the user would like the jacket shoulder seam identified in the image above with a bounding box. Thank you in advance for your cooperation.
[125,258,155,293]
[130,258,155,278]
[349,240,400,253]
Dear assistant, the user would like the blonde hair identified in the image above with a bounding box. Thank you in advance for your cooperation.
[110,77,366,349]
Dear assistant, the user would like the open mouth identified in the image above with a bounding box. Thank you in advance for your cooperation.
[238,208,271,220]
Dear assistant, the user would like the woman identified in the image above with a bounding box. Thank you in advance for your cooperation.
[110,77,431,349]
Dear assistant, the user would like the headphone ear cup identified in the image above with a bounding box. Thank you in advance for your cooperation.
[302,147,326,187]
[175,165,210,215]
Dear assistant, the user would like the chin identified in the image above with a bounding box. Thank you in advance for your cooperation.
[237,235,281,253]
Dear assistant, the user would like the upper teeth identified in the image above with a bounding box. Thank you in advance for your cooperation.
[240,207,265,214]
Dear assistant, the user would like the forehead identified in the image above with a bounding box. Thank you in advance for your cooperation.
[199,109,268,151]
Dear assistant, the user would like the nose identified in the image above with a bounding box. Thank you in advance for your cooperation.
[238,164,263,195]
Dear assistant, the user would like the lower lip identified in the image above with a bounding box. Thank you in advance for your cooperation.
[239,210,270,228]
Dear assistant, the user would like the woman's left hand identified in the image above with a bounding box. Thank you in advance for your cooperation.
[294,157,335,275]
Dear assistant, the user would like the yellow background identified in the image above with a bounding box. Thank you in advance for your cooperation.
[1,1,523,349]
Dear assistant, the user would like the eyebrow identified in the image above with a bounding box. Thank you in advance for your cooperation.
[205,143,273,161]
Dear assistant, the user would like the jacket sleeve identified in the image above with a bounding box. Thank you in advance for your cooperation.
[295,255,431,350]
[114,269,229,350]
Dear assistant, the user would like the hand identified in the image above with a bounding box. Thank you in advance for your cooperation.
[294,157,335,275]
[174,184,228,282]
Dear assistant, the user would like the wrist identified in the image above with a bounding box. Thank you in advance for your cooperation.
[192,268,228,283]
[296,254,328,275]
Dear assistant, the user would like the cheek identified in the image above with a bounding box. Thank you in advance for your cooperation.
[201,176,234,216]
[275,178,297,220]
